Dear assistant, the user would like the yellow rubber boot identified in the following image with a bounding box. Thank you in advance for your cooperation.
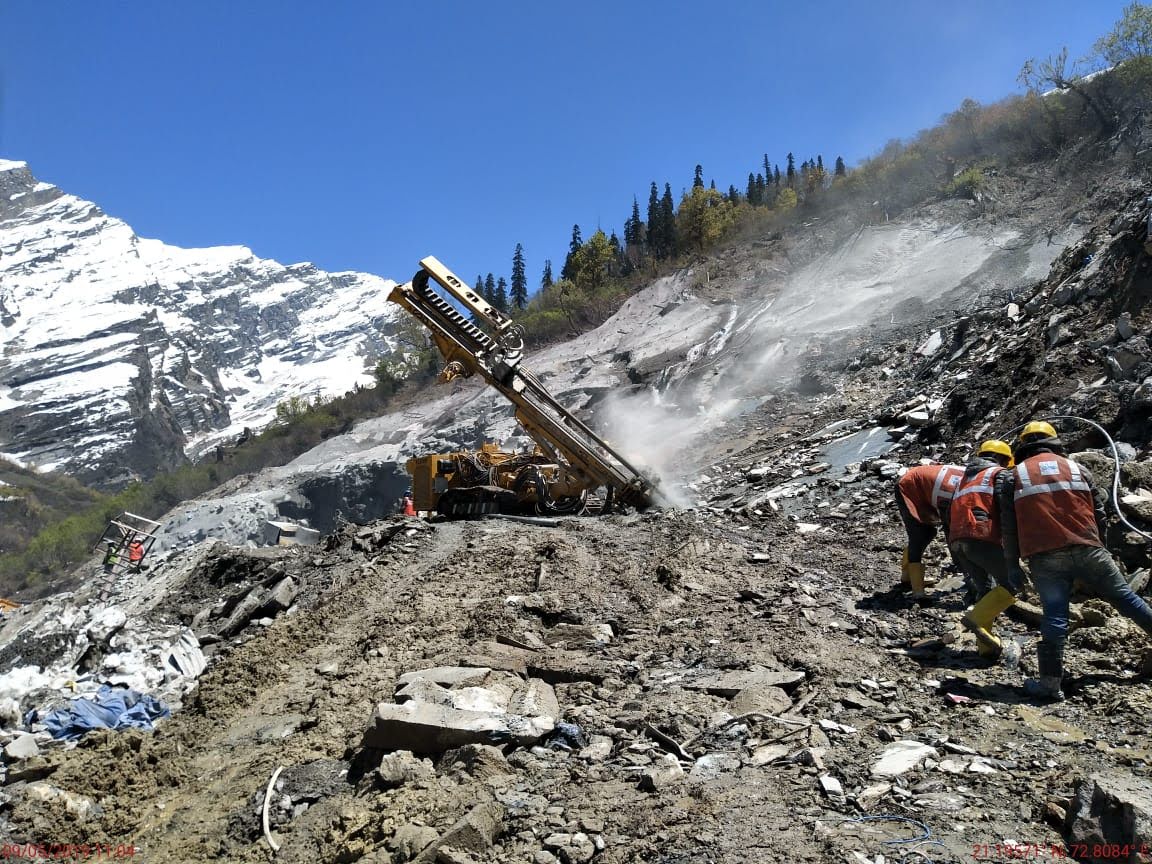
[907,562,931,603]
[961,586,1016,659]
[900,548,911,588]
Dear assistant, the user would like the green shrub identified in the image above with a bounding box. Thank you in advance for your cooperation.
[943,167,986,199]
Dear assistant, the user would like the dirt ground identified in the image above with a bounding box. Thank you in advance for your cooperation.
[6,419,1152,863]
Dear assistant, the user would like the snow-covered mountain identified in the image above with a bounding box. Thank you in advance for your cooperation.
[0,159,399,487]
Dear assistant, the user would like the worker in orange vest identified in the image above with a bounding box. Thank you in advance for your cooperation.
[894,462,964,601]
[1001,421,1152,700]
[948,440,1021,659]
[128,538,146,570]
[401,491,416,517]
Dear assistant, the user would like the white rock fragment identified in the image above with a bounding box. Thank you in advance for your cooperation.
[871,740,939,777]
[819,774,844,798]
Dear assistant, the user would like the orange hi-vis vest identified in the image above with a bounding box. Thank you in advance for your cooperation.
[949,467,1003,543]
[897,464,963,524]
[1013,453,1101,558]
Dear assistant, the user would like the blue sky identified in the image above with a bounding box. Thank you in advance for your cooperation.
[1,1,1130,292]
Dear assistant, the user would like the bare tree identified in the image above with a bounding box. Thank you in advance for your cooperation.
[1019,47,1116,135]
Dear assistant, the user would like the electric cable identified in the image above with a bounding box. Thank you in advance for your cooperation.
[999,414,1152,542]
[837,815,948,864]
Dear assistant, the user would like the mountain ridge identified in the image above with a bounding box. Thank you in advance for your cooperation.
[0,158,400,487]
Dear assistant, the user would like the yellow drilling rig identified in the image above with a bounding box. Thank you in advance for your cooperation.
[388,256,659,518]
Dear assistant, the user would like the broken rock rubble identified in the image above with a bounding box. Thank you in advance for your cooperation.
[363,666,560,754]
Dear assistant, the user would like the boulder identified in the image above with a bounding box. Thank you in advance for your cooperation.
[542,623,613,647]
[376,751,435,788]
[389,824,440,860]
[729,684,792,715]
[1065,773,1152,861]
[683,668,805,697]
[1121,460,1152,490]
[414,801,504,863]
[1120,491,1152,523]
[1072,451,1116,490]
[362,701,554,754]
[24,783,102,822]
[218,589,266,638]
[526,651,613,685]
[4,734,40,760]
[639,754,685,792]
[871,741,938,777]
[458,642,532,675]
[508,679,560,720]
[256,576,298,617]
[397,667,492,690]
[439,744,512,780]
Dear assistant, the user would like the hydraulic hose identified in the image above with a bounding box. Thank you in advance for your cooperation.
[1000,414,1152,543]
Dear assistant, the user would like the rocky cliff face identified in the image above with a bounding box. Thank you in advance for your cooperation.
[0,160,399,487]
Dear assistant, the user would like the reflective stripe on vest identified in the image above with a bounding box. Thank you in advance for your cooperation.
[1014,458,1092,498]
[930,466,963,509]
[1013,455,1100,557]
[898,464,962,524]
[949,467,1001,542]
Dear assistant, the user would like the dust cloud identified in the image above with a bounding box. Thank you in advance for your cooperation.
[597,219,1047,504]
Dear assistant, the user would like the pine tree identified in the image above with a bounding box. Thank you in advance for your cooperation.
[786,153,795,188]
[609,231,628,276]
[624,196,644,249]
[774,166,781,187]
[510,243,528,310]
[709,178,716,191]
[728,184,739,204]
[560,224,583,281]
[646,182,661,257]
[484,273,496,305]
[493,277,508,312]
[756,172,766,204]
[659,183,676,258]
[541,259,553,288]
[746,172,758,205]
[693,164,704,189]
[834,156,847,177]
[763,153,771,182]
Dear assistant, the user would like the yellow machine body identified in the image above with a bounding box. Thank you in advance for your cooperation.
[389,256,659,518]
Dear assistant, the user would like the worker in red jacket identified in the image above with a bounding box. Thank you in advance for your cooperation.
[895,462,964,601]
[1001,421,1152,700]
[948,440,1020,659]
[401,491,416,517]
[128,538,145,570]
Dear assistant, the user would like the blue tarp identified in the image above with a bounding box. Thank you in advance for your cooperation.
[42,684,170,740]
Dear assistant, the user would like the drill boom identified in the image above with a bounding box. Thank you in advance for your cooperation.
[388,257,655,510]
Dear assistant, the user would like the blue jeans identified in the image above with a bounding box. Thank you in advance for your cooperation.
[1030,544,1152,679]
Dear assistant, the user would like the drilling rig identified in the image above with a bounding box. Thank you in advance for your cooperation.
[388,256,659,517]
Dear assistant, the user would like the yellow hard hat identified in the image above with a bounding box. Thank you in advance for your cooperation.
[978,439,1013,460]
[1020,420,1057,442]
